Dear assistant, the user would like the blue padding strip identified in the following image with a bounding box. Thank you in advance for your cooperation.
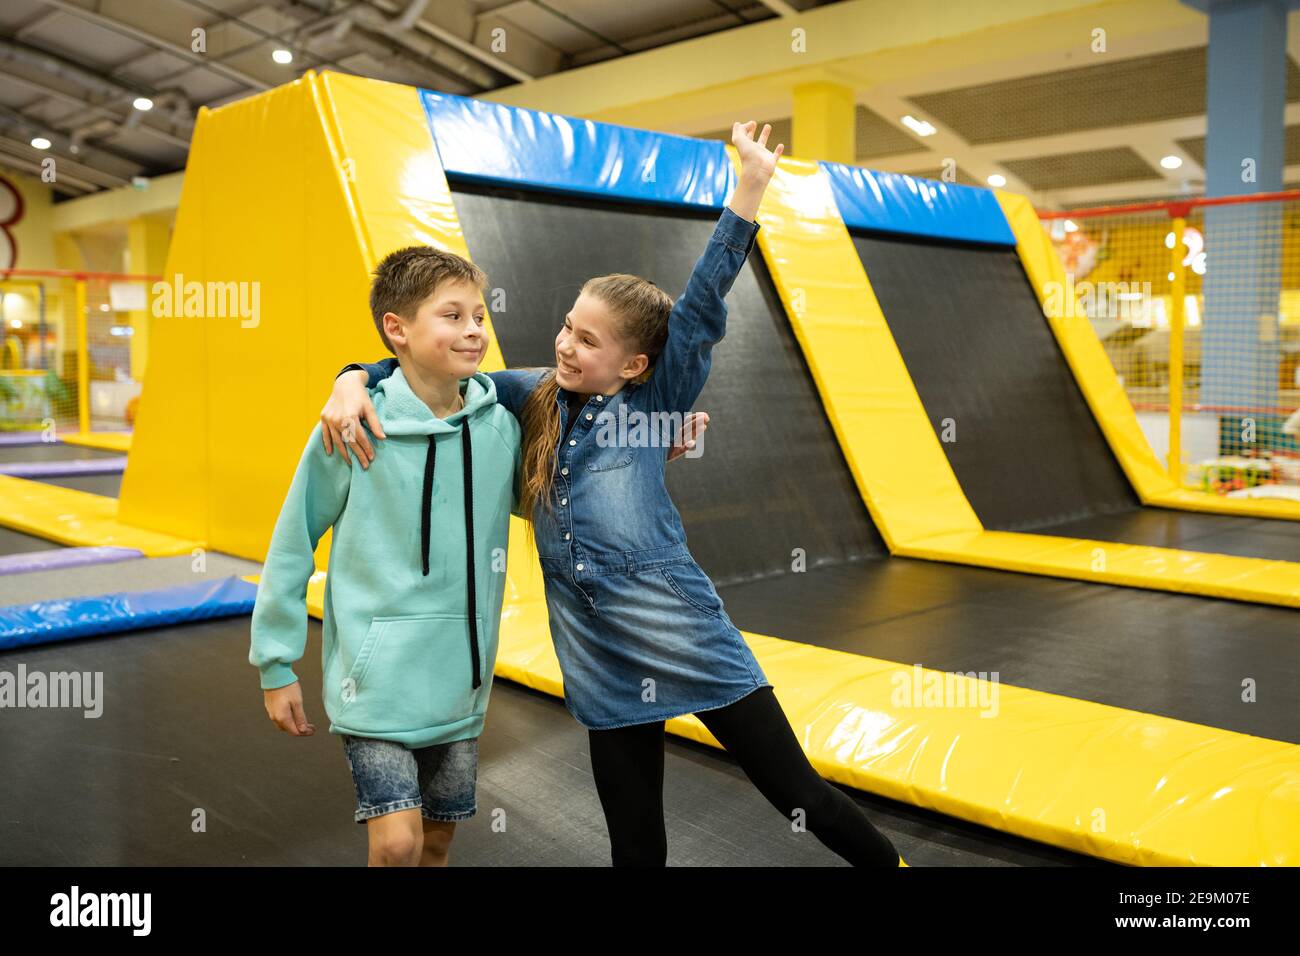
[420,90,735,209]
[821,162,1017,245]
[0,576,258,649]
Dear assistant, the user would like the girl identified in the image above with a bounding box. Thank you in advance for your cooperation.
[324,121,904,867]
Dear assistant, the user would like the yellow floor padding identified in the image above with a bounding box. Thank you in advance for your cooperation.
[749,156,1300,608]
[59,432,133,453]
[272,564,1298,866]
[0,475,200,555]
[998,191,1300,523]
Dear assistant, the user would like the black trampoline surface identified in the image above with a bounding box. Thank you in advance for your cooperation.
[0,526,59,556]
[0,615,1101,866]
[0,442,123,464]
[851,230,1300,563]
[715,556,1298,744]
[34,472,123,497]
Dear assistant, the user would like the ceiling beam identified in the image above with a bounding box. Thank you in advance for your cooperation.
[480,0,1206,138]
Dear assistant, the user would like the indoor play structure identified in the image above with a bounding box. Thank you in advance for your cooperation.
[0,70,1296,867]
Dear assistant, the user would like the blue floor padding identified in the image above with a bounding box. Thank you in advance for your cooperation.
[0,576,257,650]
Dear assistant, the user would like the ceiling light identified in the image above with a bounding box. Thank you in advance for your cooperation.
[30,136,51,150]
[133,97,153,111]
[987,174,1006,187]
[272,48,293,65]
[1160,155,1183,169]
[900,115,936,137]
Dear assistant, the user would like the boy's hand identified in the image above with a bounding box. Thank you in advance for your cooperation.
[667,411,709,463]
[322,369,385,469]
[732,120,784,183]
[264,681,316,736]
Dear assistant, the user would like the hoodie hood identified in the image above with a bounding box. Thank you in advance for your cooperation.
[372,366,497,436]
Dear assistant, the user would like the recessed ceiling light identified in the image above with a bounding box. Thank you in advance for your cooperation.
[272,48,293,65]
[133,97,153,111]
[1160,155,1183,169]
[30,136,51,150]
[900,115,936,137]
[987,174,1006,187]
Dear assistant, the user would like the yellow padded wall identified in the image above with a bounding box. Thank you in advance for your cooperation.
[120,73,376,561]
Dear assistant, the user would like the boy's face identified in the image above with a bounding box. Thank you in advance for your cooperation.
[384,279,487,377]
[555,292,648,394]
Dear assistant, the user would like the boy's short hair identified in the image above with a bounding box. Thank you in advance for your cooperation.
[369,246,488,354]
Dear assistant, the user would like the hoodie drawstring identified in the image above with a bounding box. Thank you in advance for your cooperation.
[419,424,481,691]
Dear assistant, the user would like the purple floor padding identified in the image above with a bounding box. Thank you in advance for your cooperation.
[0,547,145,576]
[0,456,127,478]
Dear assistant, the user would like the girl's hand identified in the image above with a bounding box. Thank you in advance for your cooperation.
[731,120,784,183]
[264,681,316,736]
[667,411,710,463]
[321,369,385,469]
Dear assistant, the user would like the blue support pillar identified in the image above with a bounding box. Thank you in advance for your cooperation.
[1188,0,1288,445]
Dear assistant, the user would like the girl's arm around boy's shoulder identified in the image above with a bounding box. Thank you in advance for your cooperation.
[334,360,544,423]
[249,423,353,691]
[487,367,549,421]
[339,356,398,388]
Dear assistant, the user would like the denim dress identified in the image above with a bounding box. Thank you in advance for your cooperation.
[355,208,772,730]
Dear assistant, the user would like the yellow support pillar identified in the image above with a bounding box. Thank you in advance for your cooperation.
[792,81,855,163]
[53,234,85,378]
[126,214,170,383]
[75,278,89,434]
[1167,217,1186,484]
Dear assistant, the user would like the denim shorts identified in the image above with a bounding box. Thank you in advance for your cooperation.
[341,734,478,824]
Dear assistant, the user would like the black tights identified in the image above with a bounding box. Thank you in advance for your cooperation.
[586,685,899,866]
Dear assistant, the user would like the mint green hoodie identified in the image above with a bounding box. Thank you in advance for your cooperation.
[249,366,522,748]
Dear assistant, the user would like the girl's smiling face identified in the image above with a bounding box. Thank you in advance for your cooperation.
[555,291,648,394]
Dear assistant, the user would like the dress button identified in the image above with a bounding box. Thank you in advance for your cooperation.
[561,497,567,505]
[561,467,568,475]
[596,395,603,402]
[586,413,593,420]
[569,439,576,446]
[576,563,584,571]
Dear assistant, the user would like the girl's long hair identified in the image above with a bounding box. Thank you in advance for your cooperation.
[517,274,673,545]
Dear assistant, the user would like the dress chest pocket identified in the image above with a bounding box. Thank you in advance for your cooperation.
[584,408,634,471]
[586,449,634,472]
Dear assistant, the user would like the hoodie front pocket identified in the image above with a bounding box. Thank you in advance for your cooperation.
[338,613,486,734]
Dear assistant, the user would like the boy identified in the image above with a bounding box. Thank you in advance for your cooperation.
[250,246,520,866]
